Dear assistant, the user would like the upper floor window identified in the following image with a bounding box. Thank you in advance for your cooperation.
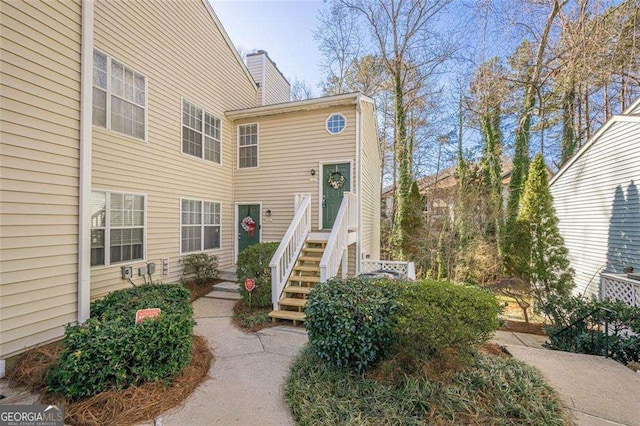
[91,191,146,266]
[238,123,258,168]
[326,113,346,134]
[182,99,221,164]
[181,199,221,253]
[93,50,146,140]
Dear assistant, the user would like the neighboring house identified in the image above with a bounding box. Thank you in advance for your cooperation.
[549,98,640,304]
[0,1,381,366]
[382,162,514,220]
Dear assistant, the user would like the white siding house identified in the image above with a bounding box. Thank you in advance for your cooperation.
[549,98,640,298]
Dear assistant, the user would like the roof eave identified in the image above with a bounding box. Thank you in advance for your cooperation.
[225,92,361,120]
[549,98,640,186]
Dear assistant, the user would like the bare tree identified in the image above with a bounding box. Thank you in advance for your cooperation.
[290,78,315,101]
[339,0,455,259]
[314,2,363,95]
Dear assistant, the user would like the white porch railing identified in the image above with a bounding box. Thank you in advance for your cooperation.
[360,260,416,280]
[319,192,358,282]
[600,273,640,307]
[269,194,312,311]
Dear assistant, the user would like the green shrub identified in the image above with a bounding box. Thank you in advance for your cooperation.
[46,284,194,400]
[395,280,500,363]
[236,242,279,308]
[181,252,219,284]
[304,277,401,373]
[542,294,640,364]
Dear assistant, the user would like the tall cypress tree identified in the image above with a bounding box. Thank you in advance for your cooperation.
[517,154,574,304]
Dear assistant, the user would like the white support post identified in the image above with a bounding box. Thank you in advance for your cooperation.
[341,248,348,279]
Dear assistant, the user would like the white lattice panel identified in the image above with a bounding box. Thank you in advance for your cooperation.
[600,274,639,307]
[361,260,417,279]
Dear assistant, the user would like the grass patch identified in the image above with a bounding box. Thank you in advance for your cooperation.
[284,345,568,425]
[232,299,275,332]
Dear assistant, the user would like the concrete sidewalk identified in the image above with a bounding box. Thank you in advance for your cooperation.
[493,331,640,426]
[158,297,308,426]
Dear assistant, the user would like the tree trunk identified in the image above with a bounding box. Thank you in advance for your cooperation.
[391,69,410,260]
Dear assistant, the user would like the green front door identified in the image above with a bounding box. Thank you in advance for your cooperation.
[238,204,260,255]
[323,163,351,229]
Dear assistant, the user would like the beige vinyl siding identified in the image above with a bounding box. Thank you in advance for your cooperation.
[0,0,82,358]
[90,0,256,298]
[245,54,262,106]
[233,106,357,256]
[359,100,381,262]
[262,56,290,105]
[550,120,640,297]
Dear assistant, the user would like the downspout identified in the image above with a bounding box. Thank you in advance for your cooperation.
[78,0,94,323]
[355,95,362,275]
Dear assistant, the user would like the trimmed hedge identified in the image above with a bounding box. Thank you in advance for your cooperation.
[395,280,500,362]
[305,277,401,373]
[236,242,279,308]
[46,284,194,400]
[305,278,501,373]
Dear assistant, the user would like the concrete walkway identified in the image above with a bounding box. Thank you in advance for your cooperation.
[159,296,308,426]
[493,331,640,426]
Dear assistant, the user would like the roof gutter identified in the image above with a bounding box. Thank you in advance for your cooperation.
[226,92,361,120]
[78,0,94,323]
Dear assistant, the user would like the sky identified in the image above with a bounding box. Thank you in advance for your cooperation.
[210,0,325,92]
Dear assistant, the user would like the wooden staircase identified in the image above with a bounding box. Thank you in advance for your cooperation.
[267,238,326,325]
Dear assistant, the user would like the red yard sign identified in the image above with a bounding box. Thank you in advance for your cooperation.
[244,279,256,292]
[135,308,161,324]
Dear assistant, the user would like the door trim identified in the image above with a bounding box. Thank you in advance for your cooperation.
[317,159,354,230]
[234,202,262,263]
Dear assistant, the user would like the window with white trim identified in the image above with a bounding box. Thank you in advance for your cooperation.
[326,113,346,134]
[238,123,258,168]
[93,50,146,140]
[91,191,145,266]
[181,199,221,253]
[182,99,221,163]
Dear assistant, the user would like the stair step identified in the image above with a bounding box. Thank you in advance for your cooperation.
[299,256,321,262]
[294,265,320,273]
[279,297,307,308]
[302,247,324,253]
[284,286,312,295]
[306,240,327,245]
[268,310,305,321]
[289,275,320,283]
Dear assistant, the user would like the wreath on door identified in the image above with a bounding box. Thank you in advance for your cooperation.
[241,216,256,237]
[328,171,346,189]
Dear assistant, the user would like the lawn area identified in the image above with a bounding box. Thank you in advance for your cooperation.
[285,346,568,425]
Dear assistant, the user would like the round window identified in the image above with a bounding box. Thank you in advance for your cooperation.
[326,114,346,134]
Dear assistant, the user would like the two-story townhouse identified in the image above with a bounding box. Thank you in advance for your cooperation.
[0,0,381,369]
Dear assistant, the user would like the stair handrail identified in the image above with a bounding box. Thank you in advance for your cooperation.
[320,192,357,282]
[269,194,312,311]
[549,306,614,358]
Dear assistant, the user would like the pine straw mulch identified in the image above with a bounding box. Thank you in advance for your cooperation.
[499,319,546,336]
[6,335,213,426]
[183,279,221,302]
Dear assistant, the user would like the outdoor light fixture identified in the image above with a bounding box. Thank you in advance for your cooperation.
[310,169,316,176]
[265,209,272,217]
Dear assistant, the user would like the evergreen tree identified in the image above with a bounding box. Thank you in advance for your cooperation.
[401,180,424,259]
[517,154,574,304]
